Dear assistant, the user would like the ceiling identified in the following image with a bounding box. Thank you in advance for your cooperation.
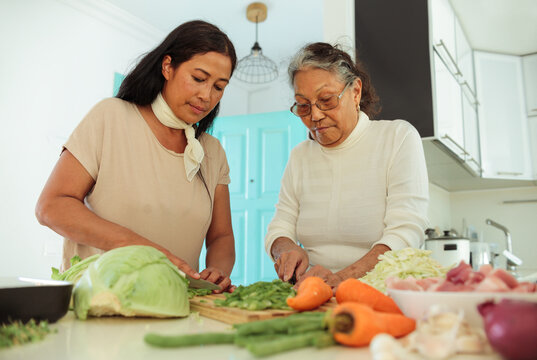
[450,0,537,56]
[104,0,324,69]
[105,0,537,60]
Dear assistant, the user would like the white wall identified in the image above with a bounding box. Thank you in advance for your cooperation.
[0,0,162,277]
[450,186,537,272]
[427,183,452,232]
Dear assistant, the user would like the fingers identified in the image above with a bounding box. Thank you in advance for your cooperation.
[172,257,200,279]
[275,250,309,282]
[214,277,232,293]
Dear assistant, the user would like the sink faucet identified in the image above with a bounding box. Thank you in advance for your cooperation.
[485,219,522,275]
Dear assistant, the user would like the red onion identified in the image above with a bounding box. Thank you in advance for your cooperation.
[478,299,537,360]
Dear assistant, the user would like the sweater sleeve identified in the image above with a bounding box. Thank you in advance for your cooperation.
[374,123,429,250]
[264,148,301,261]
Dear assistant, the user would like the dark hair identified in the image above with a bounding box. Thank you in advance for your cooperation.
[288,42,380,118]
[116,20,237,138]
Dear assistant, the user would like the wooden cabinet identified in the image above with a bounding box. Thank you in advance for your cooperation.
[474,51,533,180]
[522,54,537,117]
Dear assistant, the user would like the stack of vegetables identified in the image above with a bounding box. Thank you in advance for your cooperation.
[146,276,416,357]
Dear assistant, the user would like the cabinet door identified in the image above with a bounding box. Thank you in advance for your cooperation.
[529,116,537,179]
[522,54,537,117]
[462,90,481,175]
[433,52,465,158]
[430,0,456,58]
[455,19,476,98]
[475,51,533,180]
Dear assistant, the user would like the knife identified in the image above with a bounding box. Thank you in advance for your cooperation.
[185,274,221,290]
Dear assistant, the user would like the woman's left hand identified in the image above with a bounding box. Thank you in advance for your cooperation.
[199,267,233,293]
[296,265,344,290]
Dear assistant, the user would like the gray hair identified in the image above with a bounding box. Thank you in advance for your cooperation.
[287,42,381,118]
[288,43,358,86]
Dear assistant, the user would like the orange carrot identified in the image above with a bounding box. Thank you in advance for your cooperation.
[330,302,415,347]
[286,276,333,311]
[336,278,403,314]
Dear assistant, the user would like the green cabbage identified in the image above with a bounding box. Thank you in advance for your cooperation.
[73,245,189,320]
[51,254,100,283]
[360,248,449,293]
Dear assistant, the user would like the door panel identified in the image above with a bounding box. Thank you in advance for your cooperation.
[205,111,307,285]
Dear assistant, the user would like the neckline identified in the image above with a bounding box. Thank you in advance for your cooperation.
[319,111,371,152]
[132,103,186,157]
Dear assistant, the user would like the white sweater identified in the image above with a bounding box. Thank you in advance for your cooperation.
[264,112,429,273]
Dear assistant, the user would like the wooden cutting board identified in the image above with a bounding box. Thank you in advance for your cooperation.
[189,294,337,324]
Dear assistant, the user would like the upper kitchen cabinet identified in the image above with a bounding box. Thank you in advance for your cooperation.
[475,51,533,180]
[522,53,537,117]
[354,0,481,180]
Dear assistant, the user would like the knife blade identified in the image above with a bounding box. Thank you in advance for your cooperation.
[185,274,221,290]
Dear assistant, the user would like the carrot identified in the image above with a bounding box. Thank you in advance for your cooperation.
[286,276,333,311]
[329,302,415,347]
[336,278,403,314]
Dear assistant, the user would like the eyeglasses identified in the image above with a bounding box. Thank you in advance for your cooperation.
[290,82,352,117]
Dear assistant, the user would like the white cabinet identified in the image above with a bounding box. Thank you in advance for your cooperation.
[522,54,537,117]
[430,0,481,174]
[431,0,457,73]
[433,52,465,158]
[455,19,476,97]
[529,117,537,179]
[475,51,533,180]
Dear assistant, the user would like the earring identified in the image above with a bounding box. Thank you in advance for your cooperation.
[356,104,361,112]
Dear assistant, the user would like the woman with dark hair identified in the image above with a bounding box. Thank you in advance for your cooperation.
[36,20,237,292]
[265,42,429,289]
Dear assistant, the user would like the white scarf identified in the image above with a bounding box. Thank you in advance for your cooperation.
[151,92,204,182]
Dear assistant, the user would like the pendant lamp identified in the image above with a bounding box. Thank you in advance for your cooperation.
[234,2,278,84]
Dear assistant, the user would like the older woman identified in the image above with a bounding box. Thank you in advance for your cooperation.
[265,42,429,288]
[36,21,236,292]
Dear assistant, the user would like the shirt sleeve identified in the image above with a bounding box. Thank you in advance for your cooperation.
[215,140,231,185]
[63,100,108,180]
[264,149,301,261]
[374,122,429,251]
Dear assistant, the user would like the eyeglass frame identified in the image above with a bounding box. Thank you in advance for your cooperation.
[289,81,353,118]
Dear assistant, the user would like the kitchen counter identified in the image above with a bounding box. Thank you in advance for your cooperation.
[0,312,501,360]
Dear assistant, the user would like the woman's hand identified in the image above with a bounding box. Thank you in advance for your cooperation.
[165,252,201,279]
[272,238,309,283]
[297,265,344,291]
[200,267,233,293]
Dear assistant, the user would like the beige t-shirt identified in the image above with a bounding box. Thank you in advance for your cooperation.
[61,98,230,271]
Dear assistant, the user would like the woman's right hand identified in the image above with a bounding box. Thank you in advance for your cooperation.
[271,238,309,283]
[165,252,201,280]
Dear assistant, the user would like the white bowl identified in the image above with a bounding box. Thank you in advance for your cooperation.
[388,289,537,327]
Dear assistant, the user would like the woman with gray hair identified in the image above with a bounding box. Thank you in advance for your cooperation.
[264,42,429,289]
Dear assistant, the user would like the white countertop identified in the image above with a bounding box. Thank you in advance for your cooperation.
[0,311,501,360]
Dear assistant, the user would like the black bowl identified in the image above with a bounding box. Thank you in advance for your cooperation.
[0,277,73,324]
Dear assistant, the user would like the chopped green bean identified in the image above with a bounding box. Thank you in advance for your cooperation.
[144,332,235,348]
[0,319,56,348]
[214,280,296,311]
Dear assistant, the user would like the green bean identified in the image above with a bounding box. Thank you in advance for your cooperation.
[246,331,325,357]
[233,312,326,336]
[234,333,285,347]
[144,332,235,348]
[312,332,336,348]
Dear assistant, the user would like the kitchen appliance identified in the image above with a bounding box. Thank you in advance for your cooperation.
[425,229,470,267]
[0,277,73,324]
[470,242,491,270]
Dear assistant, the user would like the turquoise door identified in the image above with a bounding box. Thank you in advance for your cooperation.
[199,111,307,285]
